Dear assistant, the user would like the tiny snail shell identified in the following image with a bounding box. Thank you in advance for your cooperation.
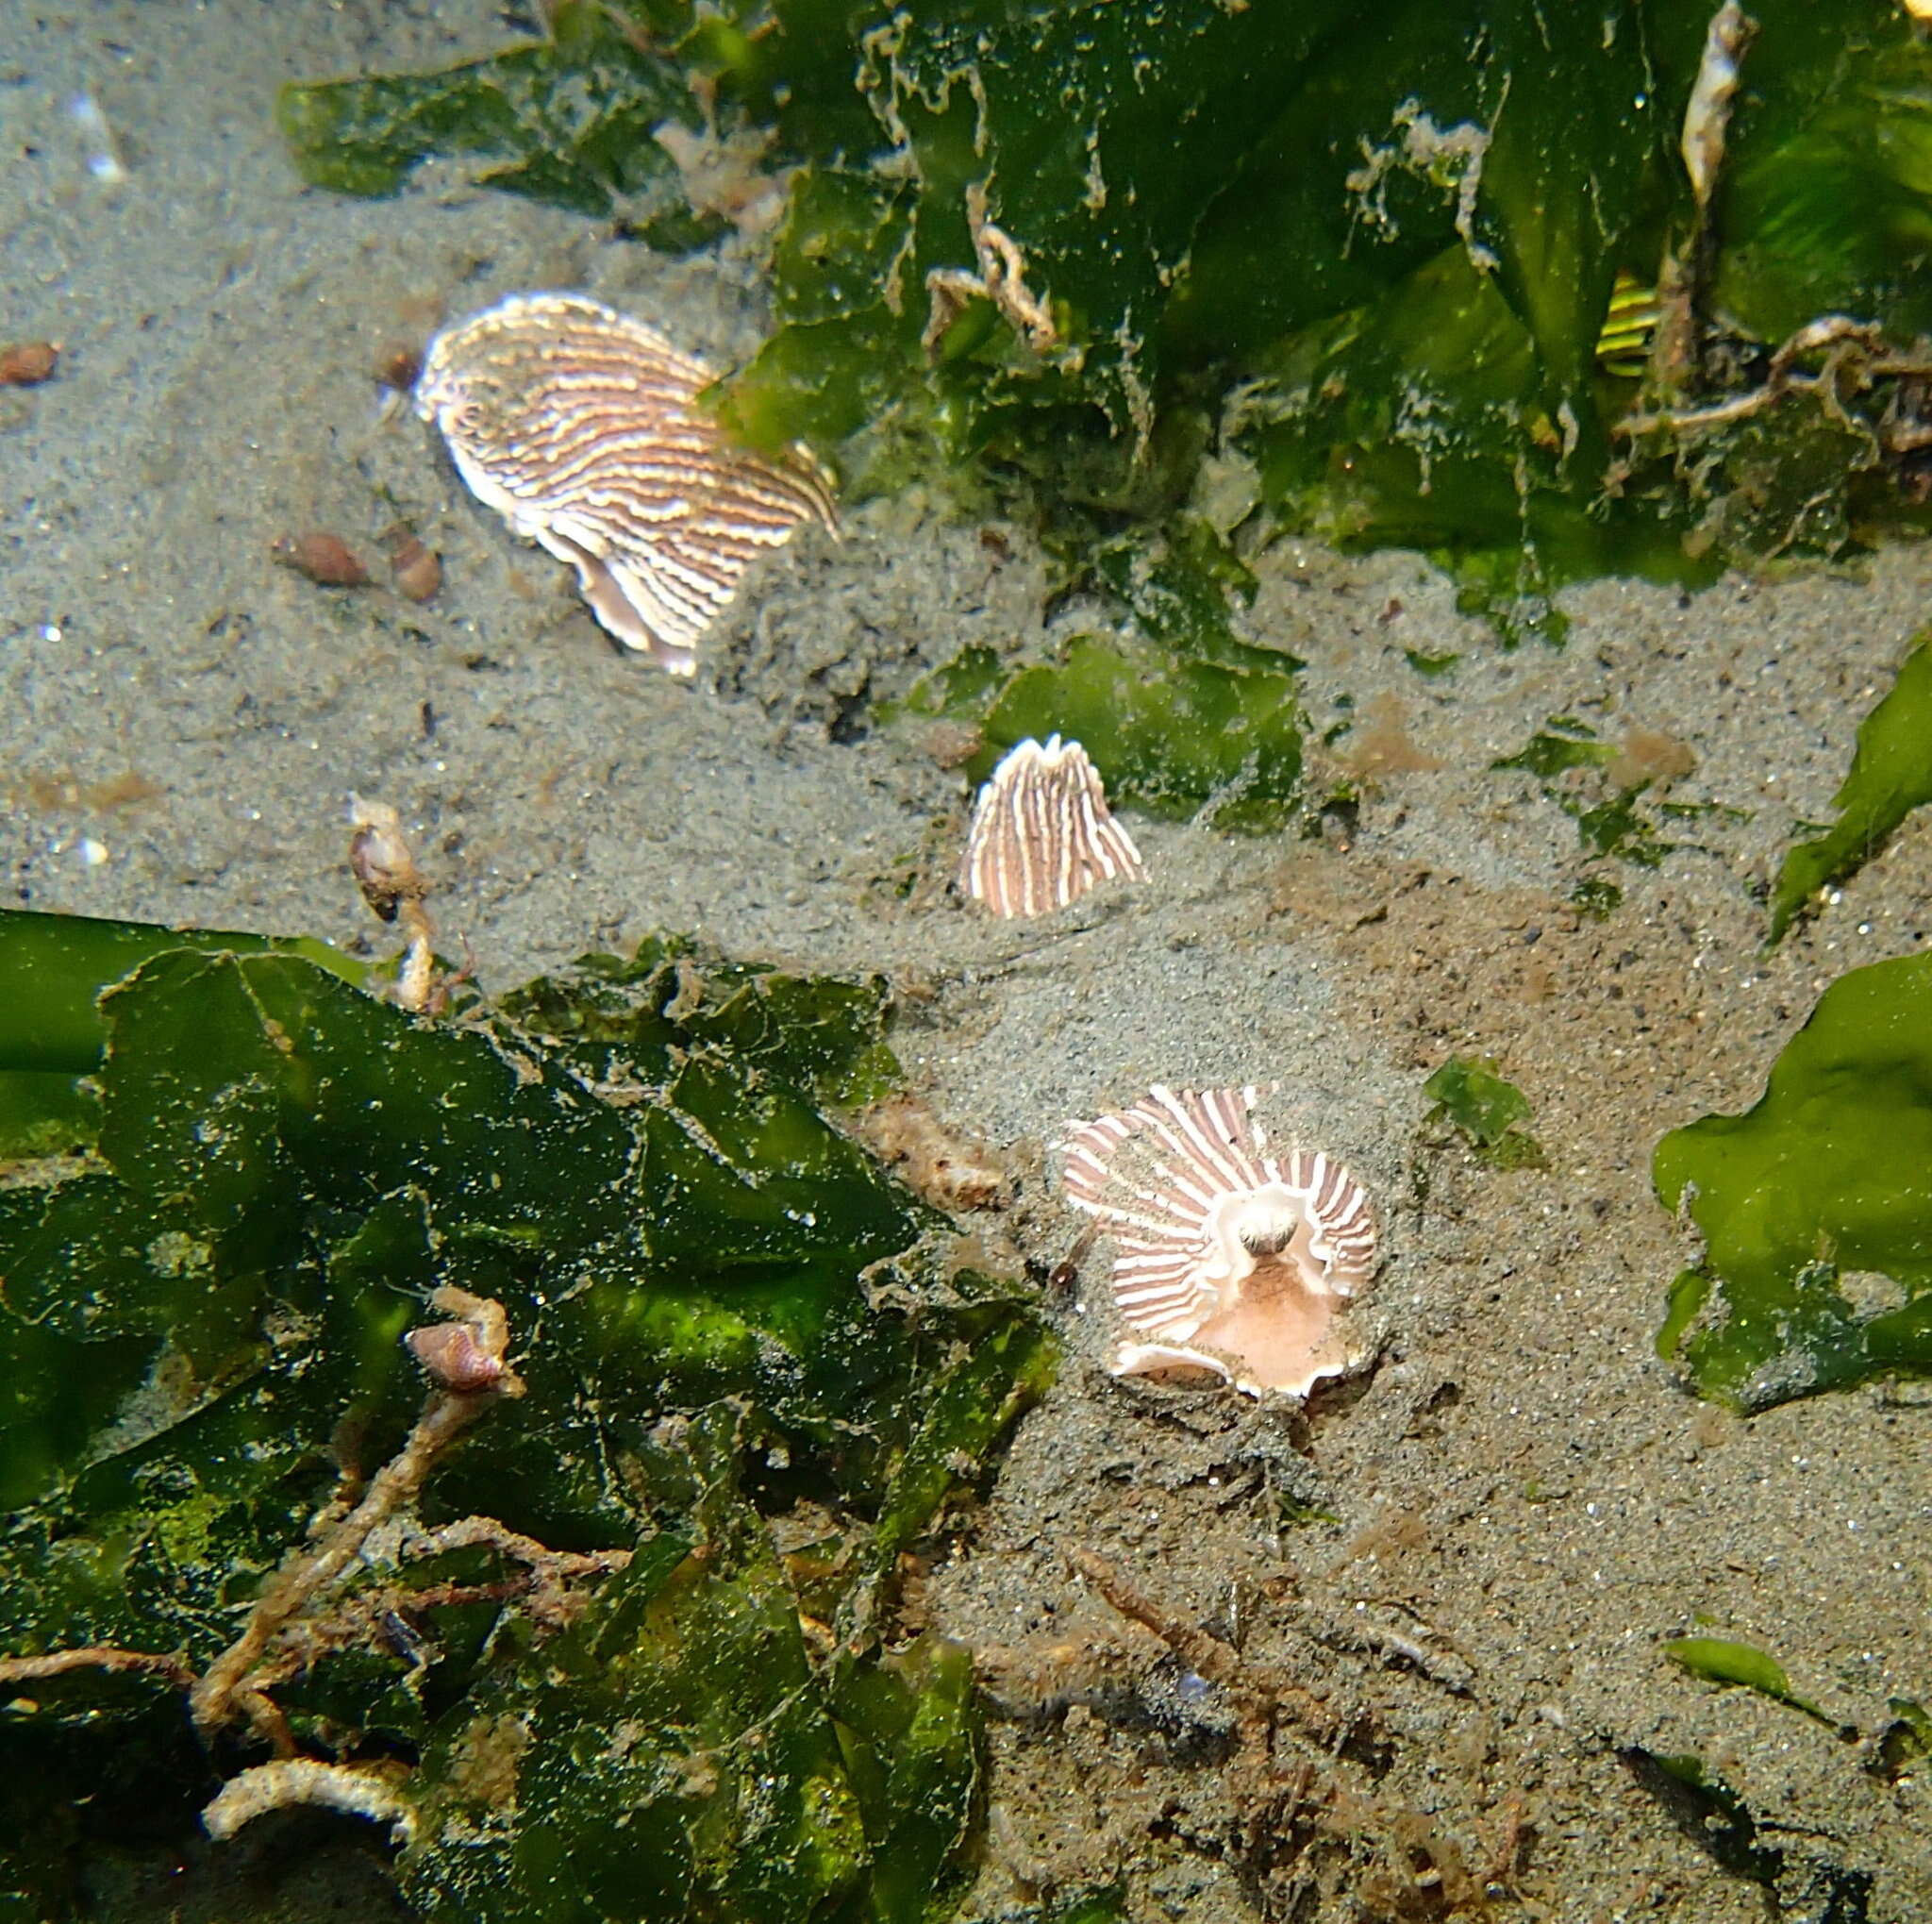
[0,342,58,386]
[272,531,371,587]
[405,1321,504,1393]
[375,344,423,393]
[383,526,441,603]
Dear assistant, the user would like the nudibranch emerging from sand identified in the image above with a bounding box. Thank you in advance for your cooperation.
[414,293,838,676]
[1061,1084,1380,1399]
[959,735,1144,918]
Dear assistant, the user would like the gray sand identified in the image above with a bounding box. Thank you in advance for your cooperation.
[5,3,1928,1918]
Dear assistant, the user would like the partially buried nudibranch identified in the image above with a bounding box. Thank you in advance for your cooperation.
[1061,1084,1379,1399]
[959,734,1144,918]
[414,293,837,676]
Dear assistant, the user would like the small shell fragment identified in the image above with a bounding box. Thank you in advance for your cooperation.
[272,531,370,587]
[347,795,427,924]
[383,526,441,603]
[404,1285,520,1396]
[1061,1084,1379,1399]
[0,342,58,386]
[405,1321,505,1394]
[959,735,1144,918]
[375,344,423,393]
[413,292,838,676]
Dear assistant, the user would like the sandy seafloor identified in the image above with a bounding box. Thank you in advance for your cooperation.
[5,4,1930,1920]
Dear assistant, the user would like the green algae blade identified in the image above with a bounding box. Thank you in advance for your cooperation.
[1769,628,1932,943]
[278,0,706,226]
[1654,950,1932,1409]
[1662,1636,1835,1728]
[1423,1056,1546,1170]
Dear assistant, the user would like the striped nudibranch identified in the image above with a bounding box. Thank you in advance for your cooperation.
[959,735,1144,918]
[414,293,837,677]
[1060,1083,1379,1398]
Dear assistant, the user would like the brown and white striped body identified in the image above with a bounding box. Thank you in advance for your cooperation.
[1061,1083,1379,1398]
[415,293,837,676]
[959,735,1144,918]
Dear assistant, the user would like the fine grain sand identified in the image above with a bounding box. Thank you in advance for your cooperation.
[5,4,1928,1918]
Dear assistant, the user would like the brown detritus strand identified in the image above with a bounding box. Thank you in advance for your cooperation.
[0,1644,196,1692]
[1070,1547,1341,1748]
[851,1093,1010,1213]
[271,531,372,587]
[924,182,1058,362]
[1611,311,1932,532]
[393,1514,628,1633]
[189,1296,523,1738]
[1621,316,1932,442]
[0,341,59,386]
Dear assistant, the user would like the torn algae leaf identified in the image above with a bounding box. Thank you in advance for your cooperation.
[1770,628,1932,943]
[887,643,1007,726]
[0,905,362,1075]
[278,0,703,220]
[1570,789,1673,868]
[1569,877,1624,920]
[1423,1057,1546,1171]
[0,905,363,1162]
[1654,950,1932,1410]
[0,1070,97,1161]
[1089,518,1280,672]
[1491,722,1614,780]
[0,917,1053,1916]
[498,931,900,1108]
[825,1634,980,1924]
[1492,724,1676,867]
[1662,1636,1838,1728]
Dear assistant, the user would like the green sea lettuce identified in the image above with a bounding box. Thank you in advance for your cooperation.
[284,0,1932,620]
[0,912,1054,1919]
[904,629,1305,833]
[1769,627,1932,942]
[1654,950,1932,1409]
[278,0,708,230]
[1422,1056,1546,1170]
[0,906,362,1158]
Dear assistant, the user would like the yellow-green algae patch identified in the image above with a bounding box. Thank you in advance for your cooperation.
[1655,950,1932,1409]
